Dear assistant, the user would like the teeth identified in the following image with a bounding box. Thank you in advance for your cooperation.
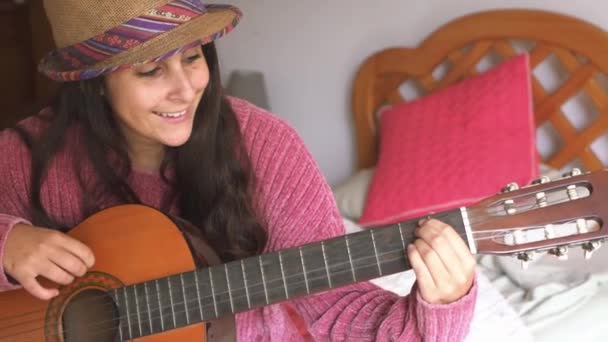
[155,110,186,118]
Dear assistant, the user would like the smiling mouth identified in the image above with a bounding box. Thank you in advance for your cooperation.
[153,110,187,118]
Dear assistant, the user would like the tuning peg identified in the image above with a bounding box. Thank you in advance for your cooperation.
[549,246,569,260]
[536,192,548,207]
[582,240,602,260]
[501,182,520,193]
[562,168,582,178]
[531,176,551,185]
[517,251,536,270]
[544,224,555,239]
[567,185,579,200]
[576,218,587,233]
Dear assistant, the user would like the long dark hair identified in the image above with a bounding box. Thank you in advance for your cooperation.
[14,43,267,262]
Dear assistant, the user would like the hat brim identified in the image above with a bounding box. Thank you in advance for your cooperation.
[39,4,241,82]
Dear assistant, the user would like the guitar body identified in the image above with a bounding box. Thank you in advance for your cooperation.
[0,205,216,342]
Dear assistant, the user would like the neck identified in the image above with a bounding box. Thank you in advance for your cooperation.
[127,141,165,173]
[108,208,470,340]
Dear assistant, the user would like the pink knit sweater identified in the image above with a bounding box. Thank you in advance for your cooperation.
[0,97,476,341]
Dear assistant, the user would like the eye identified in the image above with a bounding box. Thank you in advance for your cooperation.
[137,67,160,77]
[185,54,201,63]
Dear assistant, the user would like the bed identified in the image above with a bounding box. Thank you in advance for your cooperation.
[334,9,608,341]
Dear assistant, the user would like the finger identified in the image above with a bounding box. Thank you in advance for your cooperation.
[19,274,59,301]
[442,226,476,267]
[52,234,95,268]
[39,259,75,285]
[415,220,464,277]
[413,239,451,286]
[49,248,88,277]
[408,244,438,303]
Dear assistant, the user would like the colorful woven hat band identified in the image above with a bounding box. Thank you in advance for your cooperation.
[57,0,206,70]
[39,0,241,81]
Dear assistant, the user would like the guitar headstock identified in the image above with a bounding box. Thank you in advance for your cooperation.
[469,168,608,268]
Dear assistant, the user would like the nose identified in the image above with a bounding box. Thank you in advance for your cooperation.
[167,66,197,103]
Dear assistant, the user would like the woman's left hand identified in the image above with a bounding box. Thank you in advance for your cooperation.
[407,218,476,304]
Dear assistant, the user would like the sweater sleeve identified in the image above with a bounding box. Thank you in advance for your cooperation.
[246,111,477,341]
[0,127,34,290]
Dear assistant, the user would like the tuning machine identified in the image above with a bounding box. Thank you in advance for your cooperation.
[561,168,582,178]
[501,182,519,193]
[582,240,602,260]
[531,176,551,185]
[548,246,569,260]
[517,251,536,270]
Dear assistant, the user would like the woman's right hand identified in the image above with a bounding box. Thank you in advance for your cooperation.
[3,224,95,300]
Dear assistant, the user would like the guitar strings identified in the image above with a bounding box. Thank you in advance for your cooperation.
[0,223,575,342]
[3,189,578,324]
[0,192,586,339]
[0,231,517,342]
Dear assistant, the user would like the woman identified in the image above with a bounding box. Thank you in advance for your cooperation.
[0,0,477,340]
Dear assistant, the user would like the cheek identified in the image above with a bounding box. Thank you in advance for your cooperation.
[192,68,210,94]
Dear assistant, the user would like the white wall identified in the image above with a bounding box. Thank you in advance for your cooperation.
[210,0,608,186]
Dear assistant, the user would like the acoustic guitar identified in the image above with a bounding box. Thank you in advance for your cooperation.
[1,168,606,341]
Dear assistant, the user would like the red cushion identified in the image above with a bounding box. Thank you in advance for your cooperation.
[359,54,539,227]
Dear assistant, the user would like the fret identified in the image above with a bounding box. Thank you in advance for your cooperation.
[195,268,216,321]
[278,252,289,299]
[209,265,233,317]
[321,242,332,288]
[110,289,127,341]
[133,283,152,337]
[258,256,269,304]
[157,277,174,330]
[323,236,356,288]
[300,243,331,294]
[370,229,382,276]
[373,226,410,275]
[241,257,266,308]
[349,229,382,281]
[179,274,190,324]
[224,264,235,312]
[155,279,165,331]
[132,284,143,337]
[241,260,252,309]
[167,276,177,328]
[208,268,219,317]
[398,223,406,253]
[143,282,154,335]
[192,270,205,321]
[345,234,357,282]
[225,260,249,312]
[259,253,289,304]
[122,286,134,339]
[299,247,310,294]
[181,271,203,323]
[280,247,308,298]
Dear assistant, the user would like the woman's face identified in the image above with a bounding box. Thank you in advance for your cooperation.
[104,46,209,152]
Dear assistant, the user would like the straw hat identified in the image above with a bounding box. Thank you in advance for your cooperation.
[39,0,242,81]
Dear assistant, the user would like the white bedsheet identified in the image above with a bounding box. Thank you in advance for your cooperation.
[342,218,535,342]
[343,217,608,341]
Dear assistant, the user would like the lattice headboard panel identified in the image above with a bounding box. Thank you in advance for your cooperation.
[352,9,608,172]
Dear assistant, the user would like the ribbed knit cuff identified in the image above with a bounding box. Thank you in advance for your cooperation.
[414,273,479,342]
[0,214,31,290]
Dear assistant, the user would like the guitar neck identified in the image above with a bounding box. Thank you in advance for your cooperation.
[110,208,468,340]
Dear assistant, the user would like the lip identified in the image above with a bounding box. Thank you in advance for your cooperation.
[153,108,191,123]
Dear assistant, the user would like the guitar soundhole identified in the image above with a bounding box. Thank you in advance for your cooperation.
[62,289,120,342]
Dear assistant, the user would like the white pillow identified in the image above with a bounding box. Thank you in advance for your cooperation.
[332,168,374,220]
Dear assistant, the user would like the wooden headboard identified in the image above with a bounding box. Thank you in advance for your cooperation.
[352,9,608,172]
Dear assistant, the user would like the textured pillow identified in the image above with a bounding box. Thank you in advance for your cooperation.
[359,54,538,227]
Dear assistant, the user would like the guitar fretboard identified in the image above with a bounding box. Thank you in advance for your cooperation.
[110,208,467,340]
